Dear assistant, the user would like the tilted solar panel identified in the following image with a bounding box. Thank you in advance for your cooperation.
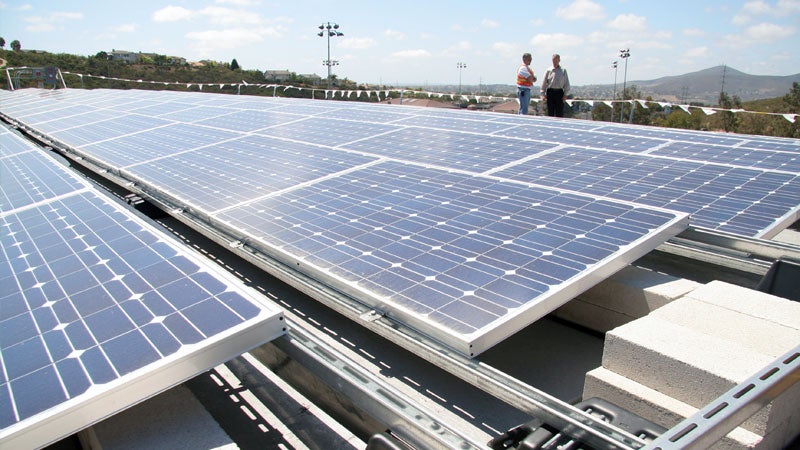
[2,87,799,355]
[0,129,285,449]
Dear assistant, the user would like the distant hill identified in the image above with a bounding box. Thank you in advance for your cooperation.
[574,65,800,105]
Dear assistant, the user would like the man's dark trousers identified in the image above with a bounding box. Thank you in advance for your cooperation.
[546,88,565,117]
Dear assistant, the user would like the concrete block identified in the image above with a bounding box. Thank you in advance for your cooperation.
[552,297,632,333]
[601,315,784,435]
[81,384,237,450]
[682,281,800,331]
[577,265,700,317]
[651,296,800,358]
[554,265,700,332]
[583,367,764,450]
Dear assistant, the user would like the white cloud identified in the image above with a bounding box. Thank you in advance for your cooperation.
[215,0,261,5]
[776,0,800,15]
[685,46,710,57]
[607,14,647,32]
[744,22,796,41]
[492,41,518,57]
[556,0,605,20]
[683,28,707,37]
[186,28,267,53]
[742,0,772,15]
[481,19,499,28]
[152,6,193,23]
[384,29,407,40]
[24,11,83,32]
[530,33,584,48]
[339,37,376,50]
[114,23,137,33]
[199,6,263,26]
[391,49,432,59]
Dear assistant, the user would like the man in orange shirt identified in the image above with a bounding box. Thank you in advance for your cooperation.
[516,53,536,115]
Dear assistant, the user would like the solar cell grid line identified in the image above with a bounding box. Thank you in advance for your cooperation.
[0,155,285,450]
[193,109,308,133]
[122,134,379,214]
[594,123,749,146]
[391,115,519,134]
[0,129,41,157]
[156,105,240,123]
[216,160,688,356]
[495,147,800,238]
[652,141,800,173]
[75,122,243,169]
[342,127,559,174]
[255,116,404,147]
[495,123,668,153]
[0,146,89,212]
[323,107,415,124]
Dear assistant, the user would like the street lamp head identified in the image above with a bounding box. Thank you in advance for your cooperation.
[333,24,339,29]
[318,32,323,37]
[336,32,343,37]
[319,24,324,30]
[329,31,335,36]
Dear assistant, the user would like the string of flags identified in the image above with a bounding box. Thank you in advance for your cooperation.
[61,71,798,123]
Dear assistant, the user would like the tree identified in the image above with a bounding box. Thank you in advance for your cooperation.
[782,82,800,138]
[10,40,21,51]
[230,58,240,70]
[0,37,5,49]
[711,91,742,132]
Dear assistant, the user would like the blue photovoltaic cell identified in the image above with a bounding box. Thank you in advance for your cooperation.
[651,141,800,173]
[124,134,378,213]
[1,135,88,211]
[217,160,686,353]
[3,87,798,354]
[0,130,284,449]
[80,122,242,168]
[343,127,558,173]
[495,123,668,152]
[493,147,800,237]
[255,116,402,147]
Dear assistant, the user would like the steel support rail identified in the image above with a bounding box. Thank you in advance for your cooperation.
[646,344,800,450]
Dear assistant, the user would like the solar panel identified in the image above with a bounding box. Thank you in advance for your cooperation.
[3,87,799,355]
[215,160,685,354]
[0,128,285,449]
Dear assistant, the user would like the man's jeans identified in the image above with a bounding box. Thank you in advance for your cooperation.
[518,87,531,115]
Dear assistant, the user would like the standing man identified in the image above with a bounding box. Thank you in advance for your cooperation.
[540,54,570,117]
[516,53,536,115]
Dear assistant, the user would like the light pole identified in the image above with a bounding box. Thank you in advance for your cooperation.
[457,62,466,95]
[612,60,618,122]
[619,48,630,123]
[318,22,343,89]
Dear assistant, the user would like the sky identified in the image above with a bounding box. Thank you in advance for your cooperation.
[1,0,798,87]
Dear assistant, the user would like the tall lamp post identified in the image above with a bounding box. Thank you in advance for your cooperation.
[456,62,466,95]
[619,48,630,123]
[612,60,618,122]
[318,22,343,89]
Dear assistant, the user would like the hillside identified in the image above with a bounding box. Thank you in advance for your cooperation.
[575,65,800,105]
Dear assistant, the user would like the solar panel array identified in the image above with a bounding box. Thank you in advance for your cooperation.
[0,126,285,449]
[2,87,797,356]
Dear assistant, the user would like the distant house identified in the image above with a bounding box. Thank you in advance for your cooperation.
[264,70,293,82]
[110,50,139,64]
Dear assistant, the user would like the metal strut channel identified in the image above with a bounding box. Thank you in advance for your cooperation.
[270,317,488,450]
[646,344,800,450]
[660,227,800,275]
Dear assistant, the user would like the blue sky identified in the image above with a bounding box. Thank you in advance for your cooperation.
[1,0,798,87]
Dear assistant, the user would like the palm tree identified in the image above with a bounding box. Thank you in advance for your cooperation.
[10,40,21,51]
